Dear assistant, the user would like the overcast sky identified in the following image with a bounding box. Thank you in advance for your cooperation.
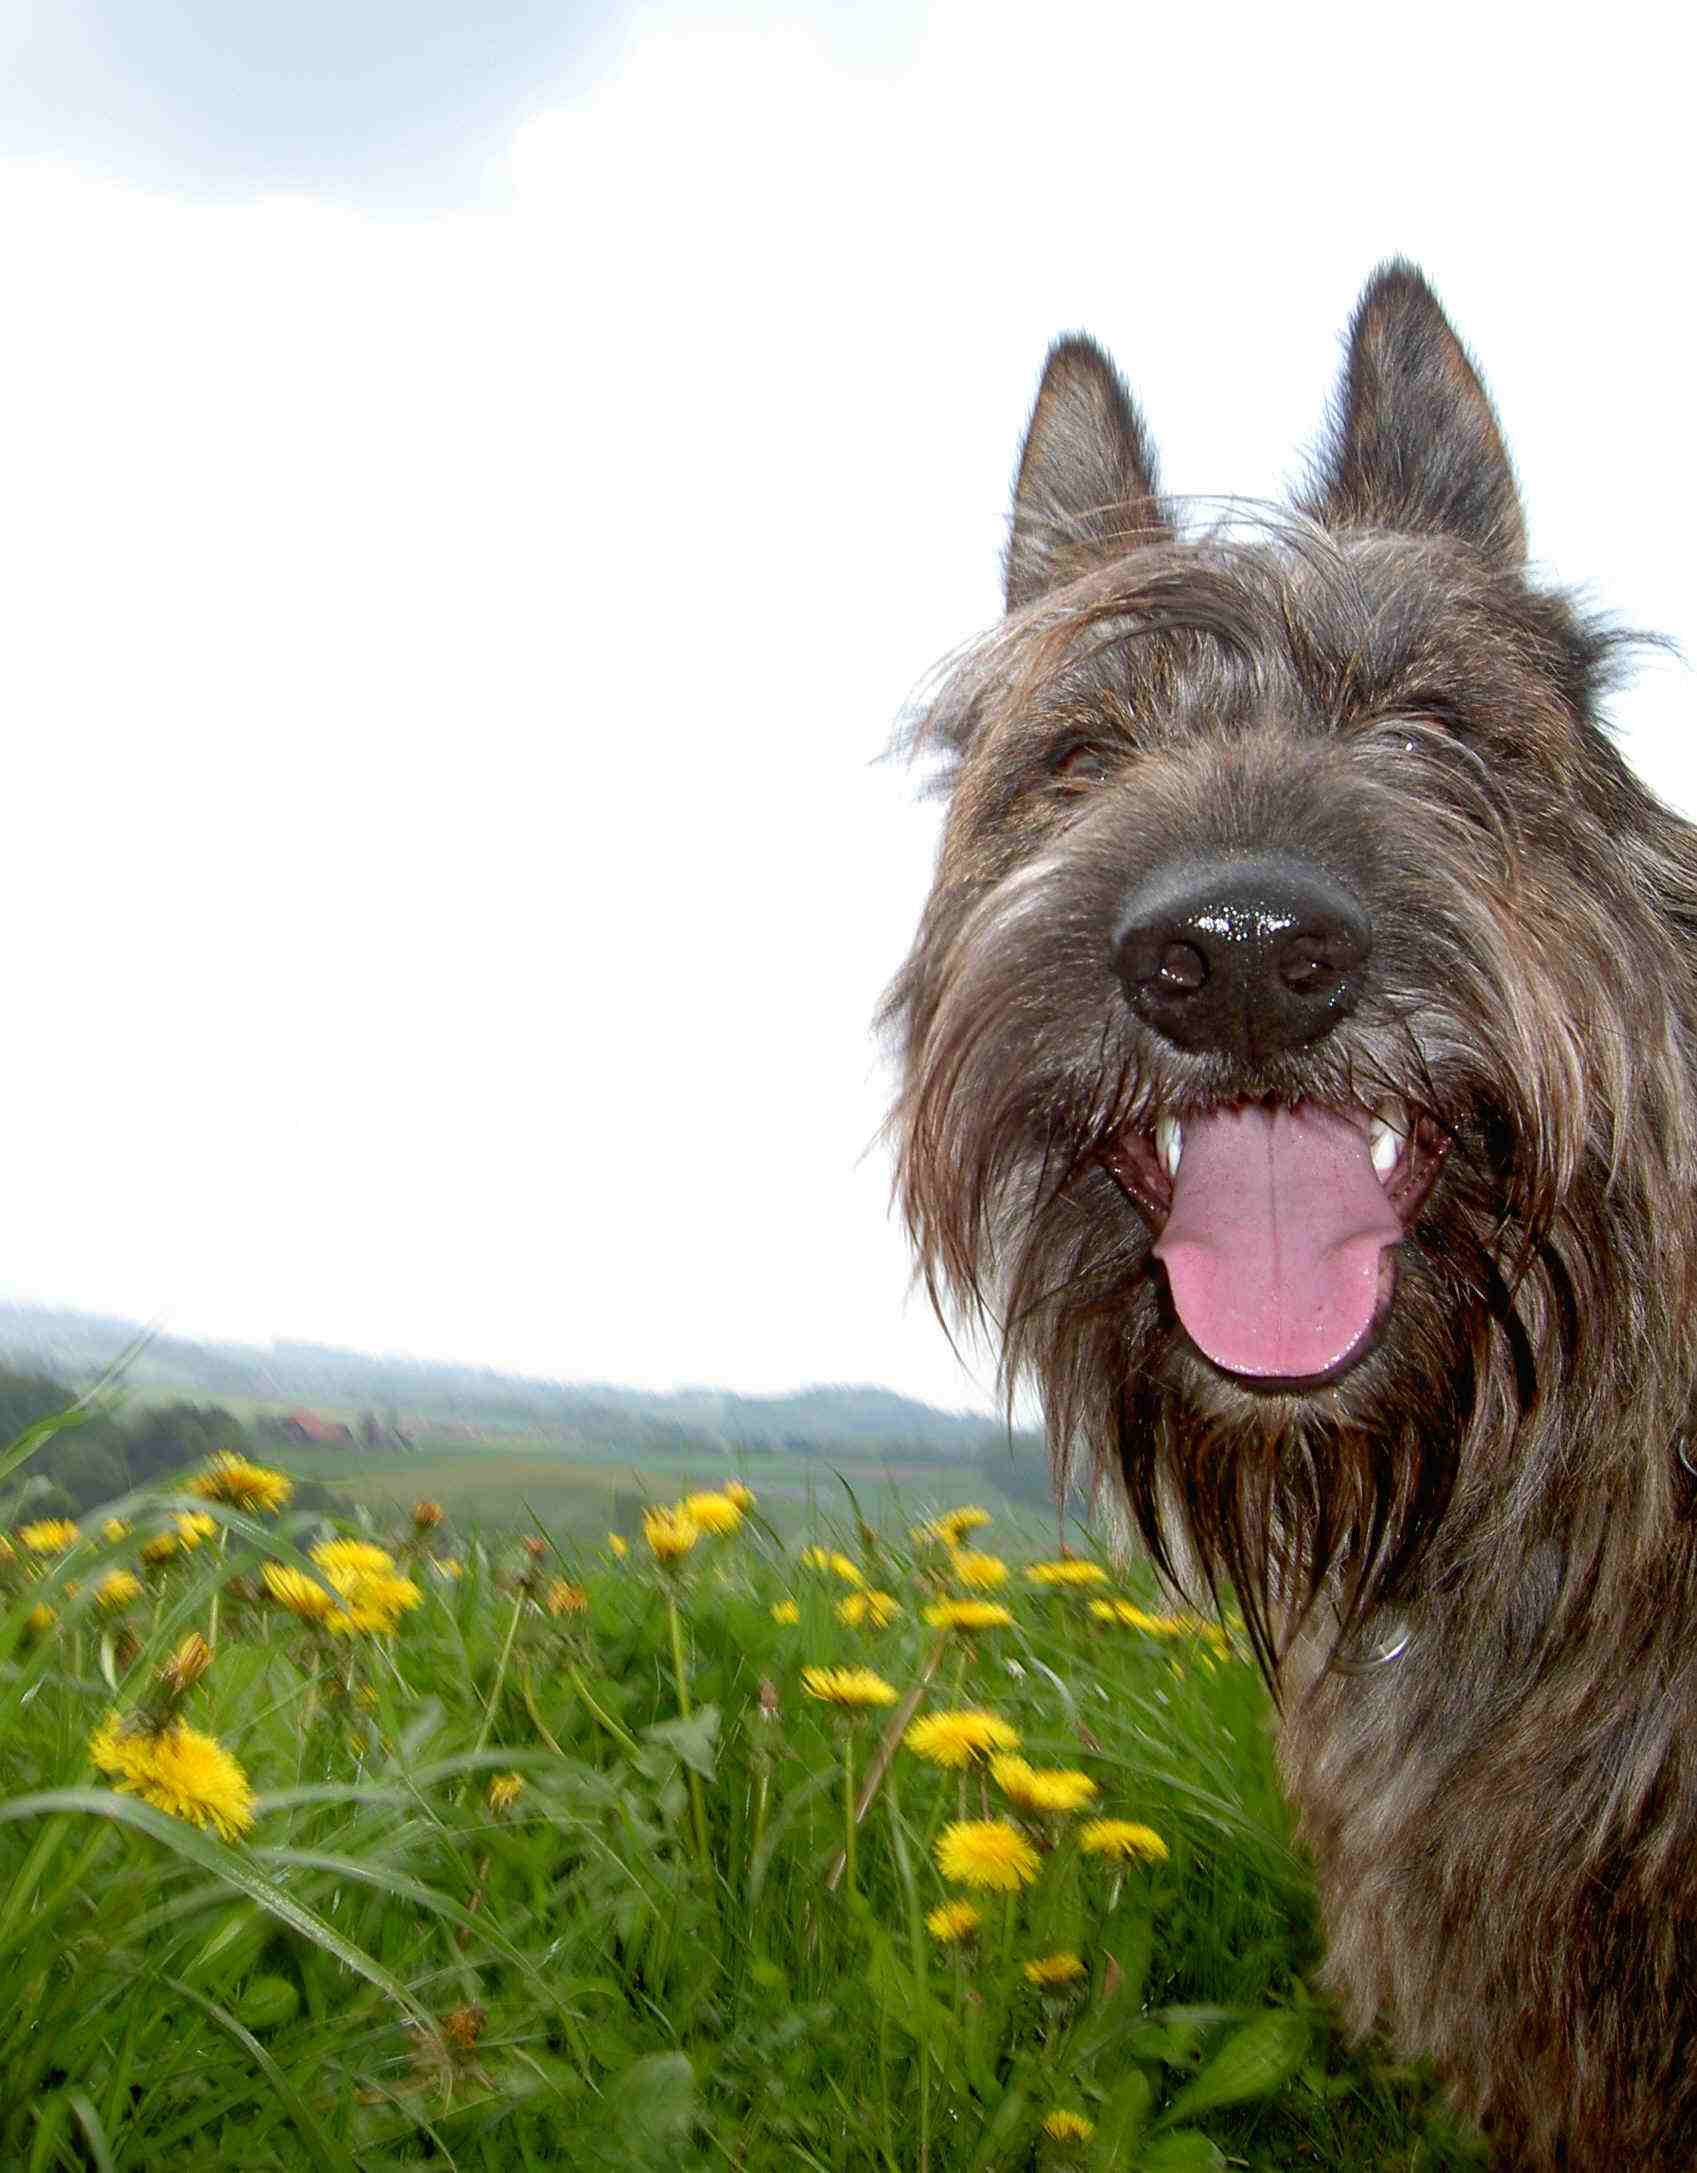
[0,1,1690,1411]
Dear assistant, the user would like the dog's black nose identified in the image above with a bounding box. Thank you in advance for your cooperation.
[1113,853,1370,1059]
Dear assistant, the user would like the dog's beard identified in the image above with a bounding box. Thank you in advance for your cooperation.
[889,851,1580,1684]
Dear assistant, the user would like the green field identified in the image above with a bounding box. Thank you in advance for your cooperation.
[275,1435,1070,1550]
[0,1443,1487,2170]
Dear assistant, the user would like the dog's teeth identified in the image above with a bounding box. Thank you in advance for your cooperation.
[1156,1116,1183,1181]
[1369,1116,1403,1178]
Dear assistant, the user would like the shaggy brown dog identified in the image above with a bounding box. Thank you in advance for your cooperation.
[884,263,1697,2168]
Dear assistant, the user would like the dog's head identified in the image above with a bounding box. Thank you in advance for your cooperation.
[884,263,1697,1667]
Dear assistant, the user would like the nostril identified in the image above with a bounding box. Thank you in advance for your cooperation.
[1278,932,1356,995]
[1157,941,1208,993]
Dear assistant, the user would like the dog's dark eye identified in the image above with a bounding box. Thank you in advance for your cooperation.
[1049,744,1112,789]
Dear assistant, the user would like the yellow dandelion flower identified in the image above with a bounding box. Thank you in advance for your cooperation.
[412,1499,443,1530]
[1089,1598,1173,1630]
[1042,2109,1095,2143]
[936,1506,991,1543]
[923,1599,1014,1631]
[329,1573,423,1635]
[546,1578,589,1618]
[679,1490,743,1536]
[311,1539,395,1578]
[487,1772,525,1814]
[101,1518,132,1543]
[800,1545,864,1587]
[190,1451,293,1515]
[950,1550,1009,1591]
[140,1532,178,1565]
[905,1709,1021,1769]
[801,1666,899,1710]
[95,1569,143,1610]
[89,1712,154,1786]
[643,1505,701,1564]
[432,1555,463,1578]
[138,1722,256,1841]
[909,1520,948,1548]
[723,1481,756,1510]
[771,1599,800,1624]
[263,1563,337,1622]
[1024,1950,1086,1988]
[174,1512,217,1548]
[300,1543,421,1633]
[991,1754,1098,1814]
[92,1715,255,1841]
[19,1519,80,1554]
[838,1589,902,1629]
[24,1602,55,1635]
[1027,1558,1110,1588]
[607,1533,629,1559]
[926,1899,982,1943]
[935,1818,1041,1891]
[1079,1819,1169,1863]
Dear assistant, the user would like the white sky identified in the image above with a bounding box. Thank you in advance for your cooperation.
[0,2,1691,1410]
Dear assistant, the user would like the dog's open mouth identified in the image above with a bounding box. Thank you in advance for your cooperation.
[1104,1101,1449,1387]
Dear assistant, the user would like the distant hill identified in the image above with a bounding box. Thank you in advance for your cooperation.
[0,1300,1029,1464]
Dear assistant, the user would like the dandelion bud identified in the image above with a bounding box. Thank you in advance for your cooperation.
[412,1499,444,1531]
[487,1772,524,1815]
[162,1631,213,1695]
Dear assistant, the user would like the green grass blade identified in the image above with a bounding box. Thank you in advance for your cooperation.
[0,1789,439,2039]
[1155,2008,1311,2127]
[64,2091,118,2173]
[154,1972,360,2173]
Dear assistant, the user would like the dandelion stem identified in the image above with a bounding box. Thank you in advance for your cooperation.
[885,1768,931,2173]
[842,1732,857,1898]
[473,1589,525,1761]
[823,1635,947,1893]
[566,1661,640,1755]
[519,1667,566,1759]
[749,1754,771,1893]
[666,1590,710,1873]
[207,1527,228,1653]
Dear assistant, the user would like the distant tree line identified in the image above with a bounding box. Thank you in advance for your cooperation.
[0,1368,342,1523]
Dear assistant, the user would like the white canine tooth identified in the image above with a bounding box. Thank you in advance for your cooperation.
[1369,1115,1403,1177]
[1155,1115,1183,1181]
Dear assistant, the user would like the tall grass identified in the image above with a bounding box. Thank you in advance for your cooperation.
[0,1456,1486,2169]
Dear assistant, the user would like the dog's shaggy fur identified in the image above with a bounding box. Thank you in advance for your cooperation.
[884,263,1697,2167]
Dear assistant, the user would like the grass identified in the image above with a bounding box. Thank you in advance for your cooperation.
[0,1451,1489,2170]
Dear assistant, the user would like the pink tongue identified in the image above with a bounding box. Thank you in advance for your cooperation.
[1152,1104,1401,1379]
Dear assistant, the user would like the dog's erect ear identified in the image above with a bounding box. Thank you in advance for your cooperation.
[1305,261,1525,562]
[1005,336,1168,612]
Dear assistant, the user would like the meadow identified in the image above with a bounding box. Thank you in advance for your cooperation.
[0,1426,1489,2170]
[274,1436,1014,1545]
